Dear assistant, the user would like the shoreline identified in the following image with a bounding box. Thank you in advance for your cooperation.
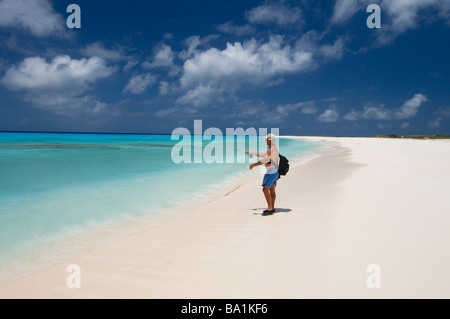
[1,137,450,298]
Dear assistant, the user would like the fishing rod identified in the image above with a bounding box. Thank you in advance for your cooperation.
[225,144,254,158]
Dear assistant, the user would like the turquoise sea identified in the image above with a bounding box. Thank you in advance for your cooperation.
[0,132,318,284]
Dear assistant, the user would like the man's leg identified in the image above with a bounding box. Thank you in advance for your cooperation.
[262,186,273,211]
[269,184,276,211]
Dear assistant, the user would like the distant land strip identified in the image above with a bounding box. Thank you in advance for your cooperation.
[373,134,450,139]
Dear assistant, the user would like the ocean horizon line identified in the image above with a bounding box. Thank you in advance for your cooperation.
[0,130,173,136]
[7,130,446,139]
[0,131,304,137]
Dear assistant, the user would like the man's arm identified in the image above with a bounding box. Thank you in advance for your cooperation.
[250,154,271,170]
[249,161,264,170]
[246,148,272,158]
[246,151,263,157]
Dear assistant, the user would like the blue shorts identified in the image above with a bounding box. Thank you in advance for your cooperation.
[262,172,279,187]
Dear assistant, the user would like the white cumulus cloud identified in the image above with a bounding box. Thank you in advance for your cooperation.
[80,42,128,61]
[361,103,391,120]
[143,44,180,76]
[175,31,348,108]
[331,0,369,25]
[178,36,315,106]
[343,94,427,121]
[276,101,317,115]
[428,117,443,129]
[246,2,304,27]
[2,55,114,91]
[216,21,256,36]
[331,0,450,46]
[0,0,66,37]
[318,105,340,123]
[272,101,317,123]
[123,73,156,95]
[1,55,115,116]
[395,93,427,119]
[296,31,347,61]
[176,84,223,107]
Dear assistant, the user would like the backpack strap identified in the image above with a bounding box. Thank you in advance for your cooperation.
[269,154,280,170]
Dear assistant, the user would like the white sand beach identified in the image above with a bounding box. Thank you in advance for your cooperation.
[1,137,450,299]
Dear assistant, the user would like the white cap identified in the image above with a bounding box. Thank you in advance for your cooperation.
[265,133,277,141]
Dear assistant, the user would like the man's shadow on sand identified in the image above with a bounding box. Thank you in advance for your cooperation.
[252,208,292,215]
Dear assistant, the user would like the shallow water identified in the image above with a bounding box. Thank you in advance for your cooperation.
[0,132,318,284]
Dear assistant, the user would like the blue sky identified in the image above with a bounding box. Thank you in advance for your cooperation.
[0,0,449,136]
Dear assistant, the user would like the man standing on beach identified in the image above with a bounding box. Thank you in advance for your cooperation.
[247,134,279,216]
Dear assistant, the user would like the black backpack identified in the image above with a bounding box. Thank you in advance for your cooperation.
[278,154,289,178]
